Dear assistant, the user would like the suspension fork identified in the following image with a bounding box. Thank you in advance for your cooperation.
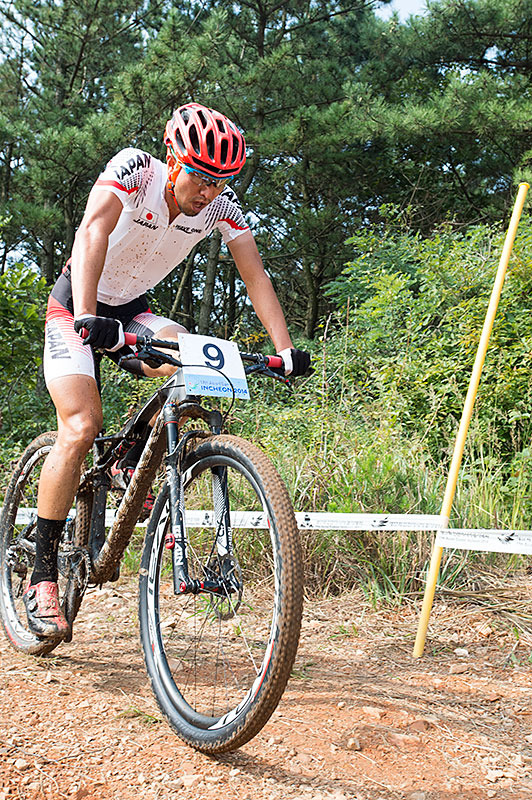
[211,465,234,562]
[163,401,190,594]
[164,403,234,596]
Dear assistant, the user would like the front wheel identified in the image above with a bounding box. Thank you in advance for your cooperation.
[0,432,92,655]
[138,434,303,753]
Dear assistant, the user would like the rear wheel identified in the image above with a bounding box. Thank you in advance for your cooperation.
[139,434,303,753]
[0,432,91,655]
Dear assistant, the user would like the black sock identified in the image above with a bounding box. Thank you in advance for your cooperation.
[31,517,65,585]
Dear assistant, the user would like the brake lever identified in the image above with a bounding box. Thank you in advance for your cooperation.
[119,344,182,370]
[262,367,292,388]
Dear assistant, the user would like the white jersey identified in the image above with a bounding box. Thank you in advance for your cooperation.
[91,148,250,305]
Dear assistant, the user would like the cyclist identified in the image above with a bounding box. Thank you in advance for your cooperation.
[25,102,310,640]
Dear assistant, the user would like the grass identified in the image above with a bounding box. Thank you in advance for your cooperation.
[117,705,162,725]
[3,332,529,607]
[330,622,359,639]
[291,660,315,680]
[122,528,147,574]
[113,398,529,606]
[230,385,532,603]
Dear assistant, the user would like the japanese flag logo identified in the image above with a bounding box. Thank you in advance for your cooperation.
[141,208,158,225]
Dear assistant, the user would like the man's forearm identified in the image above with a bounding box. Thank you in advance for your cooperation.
[242,270,291,351]
[229,232,294,352]
[70,226,109,317]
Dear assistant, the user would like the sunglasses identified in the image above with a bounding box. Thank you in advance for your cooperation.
[180,162,231,189]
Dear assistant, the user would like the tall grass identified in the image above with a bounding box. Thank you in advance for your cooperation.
[230,324,530,602]
[5,214,532,603]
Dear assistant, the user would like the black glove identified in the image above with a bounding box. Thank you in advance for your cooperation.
[276,348,311,377]
[74,315,125,351]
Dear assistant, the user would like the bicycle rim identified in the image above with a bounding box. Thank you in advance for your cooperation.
[139,435,302,753]
[0,432,89,654]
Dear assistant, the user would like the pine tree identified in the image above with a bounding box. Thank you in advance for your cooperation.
[0,0,158,281]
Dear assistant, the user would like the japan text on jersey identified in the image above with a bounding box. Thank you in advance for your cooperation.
[91,148,250,306]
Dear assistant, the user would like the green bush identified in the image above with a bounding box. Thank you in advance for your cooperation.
[325,214,532,461]
[2,212,530,601]
[0,265,54,491]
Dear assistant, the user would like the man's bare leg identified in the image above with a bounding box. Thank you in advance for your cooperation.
[141,323,186,380]
[37,374,103,518]
[24,374,102,639]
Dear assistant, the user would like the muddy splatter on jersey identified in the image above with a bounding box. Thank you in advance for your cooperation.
[90,147,249,306]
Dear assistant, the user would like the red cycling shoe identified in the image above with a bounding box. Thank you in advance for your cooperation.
[23,581,69,640]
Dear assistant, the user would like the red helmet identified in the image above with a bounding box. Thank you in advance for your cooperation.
[164,103,246,179]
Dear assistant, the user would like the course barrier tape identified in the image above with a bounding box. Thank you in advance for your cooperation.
[295,512,445,531]
[6,508,448,531]
[9,509,532,554]
[436,528,532,555]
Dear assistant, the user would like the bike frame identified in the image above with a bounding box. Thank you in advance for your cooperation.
[83,369,184,584]
[82,382,231,593]
[74,336,288,590]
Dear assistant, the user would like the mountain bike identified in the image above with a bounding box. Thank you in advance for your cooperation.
[0,333,304,753]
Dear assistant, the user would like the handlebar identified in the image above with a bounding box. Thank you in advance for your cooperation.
[79,328,289,383]
[79,328,145,349]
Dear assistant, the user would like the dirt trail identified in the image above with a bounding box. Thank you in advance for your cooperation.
[1,580,532,800]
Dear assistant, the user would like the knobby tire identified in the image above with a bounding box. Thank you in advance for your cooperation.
[0,432,91,655]
[138,434,303,753]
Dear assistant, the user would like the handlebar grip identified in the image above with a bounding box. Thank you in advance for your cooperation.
[78,328,138,348]
[265,355,284,370]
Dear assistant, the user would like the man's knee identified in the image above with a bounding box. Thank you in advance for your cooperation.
[142,324,185,378]
[156,323,188,338]
[57,412,101,456]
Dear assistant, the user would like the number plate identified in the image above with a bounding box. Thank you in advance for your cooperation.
[177,333,250,400]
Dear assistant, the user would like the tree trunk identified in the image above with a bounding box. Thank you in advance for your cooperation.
[226,261,236,337]
[64,192,75,259]
[198,230,221,335]
[303,258,319,339]
[170,244,198,322]
[183,266,195,333]
[41,215,56,284]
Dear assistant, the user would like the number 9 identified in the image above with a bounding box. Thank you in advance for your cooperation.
[203,343,225,370]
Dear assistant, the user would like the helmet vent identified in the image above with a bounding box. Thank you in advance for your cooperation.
[197,109,208,128]
[189,126,201,155]
[174,131,186,156]
[232,135,240,163]
[206,129,215,158]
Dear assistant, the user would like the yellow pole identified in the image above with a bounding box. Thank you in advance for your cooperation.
[413,182,530,658]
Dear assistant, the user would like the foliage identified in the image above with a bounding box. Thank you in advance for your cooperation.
[2,211,531,599]
[0,263,54,483]
[0,0,160,279]
[324,213,532,462]
[3,0,532,600]
[3,0,532,337]
[231,352,521,600]
[225,212,532,597]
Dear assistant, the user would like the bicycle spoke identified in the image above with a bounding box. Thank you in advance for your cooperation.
[0,432,92,655]
[139,435,302,752]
